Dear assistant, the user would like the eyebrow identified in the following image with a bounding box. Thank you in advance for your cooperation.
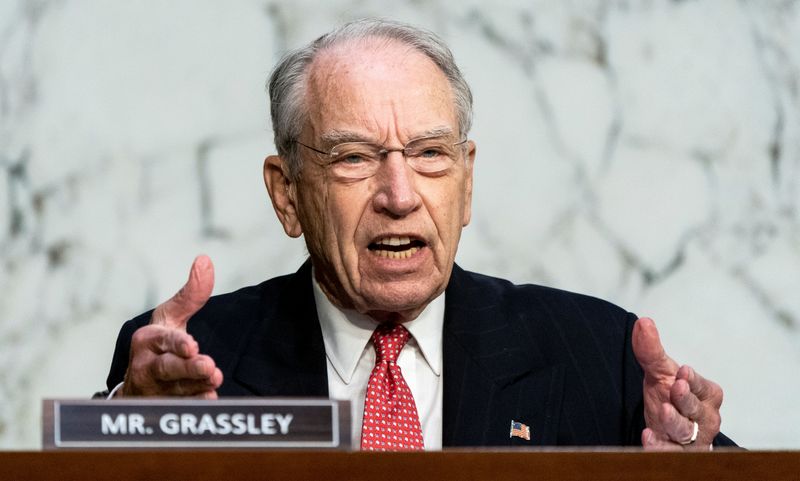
[319,130,372,146]
[318,126,455,147]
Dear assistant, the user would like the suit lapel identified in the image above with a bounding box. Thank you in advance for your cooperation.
[231,261,330,397]
[442,265,565,447]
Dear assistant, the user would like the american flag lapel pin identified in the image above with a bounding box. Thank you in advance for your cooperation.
[509,420,531,441]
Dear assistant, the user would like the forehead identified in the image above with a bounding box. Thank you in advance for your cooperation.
[304,39,457,140]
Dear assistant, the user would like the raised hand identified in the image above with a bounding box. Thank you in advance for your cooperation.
[632,317,724,450]
[120,255,223,398]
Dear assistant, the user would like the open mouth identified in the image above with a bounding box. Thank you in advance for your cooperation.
[368,236,427,259]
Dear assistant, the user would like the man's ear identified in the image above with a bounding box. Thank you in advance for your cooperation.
[263,155,303,238]
[462,140,476,227]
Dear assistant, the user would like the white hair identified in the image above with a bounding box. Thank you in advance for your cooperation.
[267,18,474,180]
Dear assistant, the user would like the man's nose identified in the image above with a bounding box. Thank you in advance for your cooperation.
[371,153,421,217]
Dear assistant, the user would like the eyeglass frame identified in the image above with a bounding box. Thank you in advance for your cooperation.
[293,134,469,180]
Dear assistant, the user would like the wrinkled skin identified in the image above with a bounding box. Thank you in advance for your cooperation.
[264,40,475,323]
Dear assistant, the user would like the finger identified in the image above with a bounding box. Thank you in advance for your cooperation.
[210,367,223,389]
[641,428,683,452]
[193,390,219,400]
[632,317,680,379]
[148,353,218,383]
[674,368,722,445]
[151,255,215,330]
[659,402,697,445]
[678,365,723,408]
[670,378,704,422]
[192,368,223,399]
[173,367,223,395]
[160,378,222,397]
[133,325,199,358]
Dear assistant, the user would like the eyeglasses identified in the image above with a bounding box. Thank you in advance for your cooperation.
[294,135,468,180]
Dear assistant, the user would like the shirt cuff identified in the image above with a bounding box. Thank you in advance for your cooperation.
[107,382,125,399]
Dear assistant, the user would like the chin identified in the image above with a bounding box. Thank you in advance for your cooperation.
[356,280,443,319]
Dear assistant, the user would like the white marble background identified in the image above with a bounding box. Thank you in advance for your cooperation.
[1,0,798,449]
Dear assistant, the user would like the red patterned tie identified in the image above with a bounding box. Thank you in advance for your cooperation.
[360,323,425,451]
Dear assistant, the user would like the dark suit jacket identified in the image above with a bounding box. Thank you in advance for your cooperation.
[106,262,735,447]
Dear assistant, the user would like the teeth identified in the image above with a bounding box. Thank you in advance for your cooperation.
[376,236,411,246]
[373,247,420,259]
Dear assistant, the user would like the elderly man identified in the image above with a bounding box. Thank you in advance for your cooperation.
[104,19,734,450]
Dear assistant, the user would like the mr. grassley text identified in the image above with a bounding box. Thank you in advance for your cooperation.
[100,412,294,436]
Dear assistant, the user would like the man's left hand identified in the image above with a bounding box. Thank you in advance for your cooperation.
[632,317,724,450]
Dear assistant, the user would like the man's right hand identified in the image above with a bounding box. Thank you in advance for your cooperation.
[120,255,223,398]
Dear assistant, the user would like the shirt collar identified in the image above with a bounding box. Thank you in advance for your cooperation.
[313,271,444,384]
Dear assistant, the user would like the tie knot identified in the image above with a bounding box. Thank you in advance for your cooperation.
[371,323,410,364]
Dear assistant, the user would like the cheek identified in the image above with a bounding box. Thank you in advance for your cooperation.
[316,187,366,257]
[296,185,330,253]
[425,179,467,241]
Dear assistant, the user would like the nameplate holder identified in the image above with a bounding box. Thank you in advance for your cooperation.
[43,398,351,450]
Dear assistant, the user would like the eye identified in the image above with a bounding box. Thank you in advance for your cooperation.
[338,153,369,165]
[419,147,444,158]
[406,137,455,159]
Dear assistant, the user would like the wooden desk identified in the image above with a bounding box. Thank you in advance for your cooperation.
[1,450,798,481]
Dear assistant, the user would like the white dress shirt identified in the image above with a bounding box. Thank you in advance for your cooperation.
[312,276,444,450]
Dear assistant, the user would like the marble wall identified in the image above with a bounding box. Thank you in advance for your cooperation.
[1,0,798,449]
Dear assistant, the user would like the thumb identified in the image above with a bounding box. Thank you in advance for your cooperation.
[150,255,215,330]
[632,317,679,378]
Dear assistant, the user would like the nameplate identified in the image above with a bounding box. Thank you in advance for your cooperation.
[42,398,351,450]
